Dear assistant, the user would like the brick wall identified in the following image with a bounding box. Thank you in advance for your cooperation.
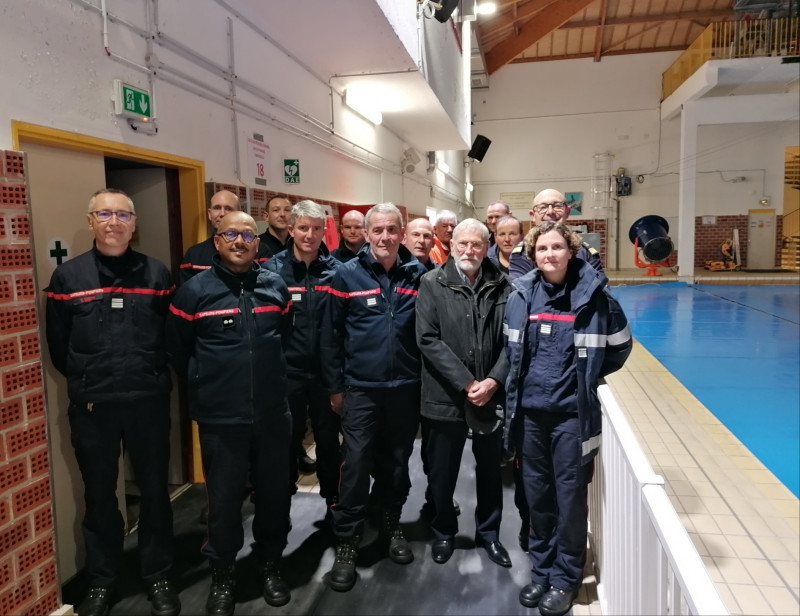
[694,215,749,267]
[0,151,60,616]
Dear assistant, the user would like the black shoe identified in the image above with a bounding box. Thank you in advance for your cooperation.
[328,536,360,592]
[475,537,512,567]
[453,498,461,516]
[538,587,579,616]
[206,565,235,616]
[381,511,414,564]
[519,582,548,608]
[298,453,317,475]
[148,578,181,616]
[431,539,454,564]
[78,587,112,616]
[261,562,290,607]
[518,521,529,552]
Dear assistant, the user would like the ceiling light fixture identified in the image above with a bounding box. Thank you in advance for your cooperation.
[476,2,497,15]
[466,182,474,192]
[343,87,382,125]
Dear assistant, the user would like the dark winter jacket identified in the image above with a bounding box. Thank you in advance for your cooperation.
[416,258,511,433]
[45,246,174,404]
[320,244,426,392]
[504,260,631,463]
[263,240,340,379]
[166,256,292,424]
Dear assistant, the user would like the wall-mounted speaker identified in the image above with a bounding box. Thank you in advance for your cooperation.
[434,0,460,23]
[467,134,492,162]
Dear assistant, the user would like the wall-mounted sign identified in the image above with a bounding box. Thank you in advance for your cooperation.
[48,237,70,268]
[112,79,151,120]
[284,159,300,184]
[248,137,270,186]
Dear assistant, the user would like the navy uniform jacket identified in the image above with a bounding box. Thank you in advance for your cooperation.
[166,256,292,424]
[320,244,426,393]
[503,260,631,463]
[264,240,340,379]
[45,246,173,404]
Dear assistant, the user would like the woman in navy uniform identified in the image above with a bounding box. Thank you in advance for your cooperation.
[504,222,631,616]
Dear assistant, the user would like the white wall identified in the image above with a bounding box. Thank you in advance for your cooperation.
[471,53,799,267]
[0,0,465,217]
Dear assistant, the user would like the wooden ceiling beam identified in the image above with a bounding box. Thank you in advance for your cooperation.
[509,44,689,64]
[485,0,596,74]
[561,9,733,30]
[593,0,609,62]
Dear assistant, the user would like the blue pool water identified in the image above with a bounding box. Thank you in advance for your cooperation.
[609,283,800,498]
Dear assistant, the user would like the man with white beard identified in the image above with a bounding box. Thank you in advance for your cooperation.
[415,219,512,567]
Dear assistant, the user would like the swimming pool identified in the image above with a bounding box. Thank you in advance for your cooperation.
[609,283,800,498]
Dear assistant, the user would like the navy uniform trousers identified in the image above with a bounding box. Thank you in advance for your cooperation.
[68,395,173,588]
[516,410,592,593]
[425,418,503,542]
[332,384,420,538]
[287,376,341,500]
[198,408,292,566]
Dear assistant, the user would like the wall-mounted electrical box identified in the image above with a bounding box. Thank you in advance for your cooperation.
[615,168,632,196]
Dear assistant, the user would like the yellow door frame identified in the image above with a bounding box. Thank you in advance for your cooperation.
[12,121,206,482]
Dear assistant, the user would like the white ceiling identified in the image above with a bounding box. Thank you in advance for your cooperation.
[223,0,468,152]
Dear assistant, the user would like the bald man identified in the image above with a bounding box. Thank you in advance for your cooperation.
[508,188,602,280]
[404,218,437,271]
[331,210,366,262]
[180,190,240,285]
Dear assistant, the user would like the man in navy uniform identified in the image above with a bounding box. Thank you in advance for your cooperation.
[46,188,179,616]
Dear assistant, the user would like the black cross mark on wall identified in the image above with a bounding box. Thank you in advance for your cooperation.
[50,240,68,265]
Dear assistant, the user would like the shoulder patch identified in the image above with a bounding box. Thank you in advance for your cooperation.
[511,241,525,255]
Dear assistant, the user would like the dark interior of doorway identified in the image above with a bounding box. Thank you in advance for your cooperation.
[103,156,191,531]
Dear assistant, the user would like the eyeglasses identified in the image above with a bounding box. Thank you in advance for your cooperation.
[532,202,567,214]
[216,229,257,243]
[91,210,136,223]
[455,240,485,251]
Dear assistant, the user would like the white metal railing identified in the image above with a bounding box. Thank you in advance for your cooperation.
[588,385,728,615]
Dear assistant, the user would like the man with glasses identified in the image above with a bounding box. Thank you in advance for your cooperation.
[45,189,179,616]
[167,212,294,614]
[416,219,512,568]
[509,189,602,280]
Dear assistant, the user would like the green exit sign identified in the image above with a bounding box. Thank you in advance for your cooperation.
[113,79,152,120]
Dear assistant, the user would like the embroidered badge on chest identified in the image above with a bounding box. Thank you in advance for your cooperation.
[222,316,235,328]
[111,297,123,310]
[292,293,302,302]
[366,297,378,307]
[540,322,552,335]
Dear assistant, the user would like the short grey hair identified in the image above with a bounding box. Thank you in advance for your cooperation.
[290,200,326,225]
[453,218,489,242]
[487,200,510,214]
[496,215,522,233]
[365,202,403,230]
[88,188,135,213]
[434,210,458,226]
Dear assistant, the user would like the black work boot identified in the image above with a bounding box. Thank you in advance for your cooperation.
[381,510,413,564]
[261,561,290,607]
[78,586,113,616]
[205,565,235,616]
[147,578,181,616]
[328,535,360,592]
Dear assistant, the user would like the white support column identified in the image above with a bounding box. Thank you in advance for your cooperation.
[678,102,698,282]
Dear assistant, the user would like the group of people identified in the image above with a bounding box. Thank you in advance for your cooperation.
[46,187,631,616]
